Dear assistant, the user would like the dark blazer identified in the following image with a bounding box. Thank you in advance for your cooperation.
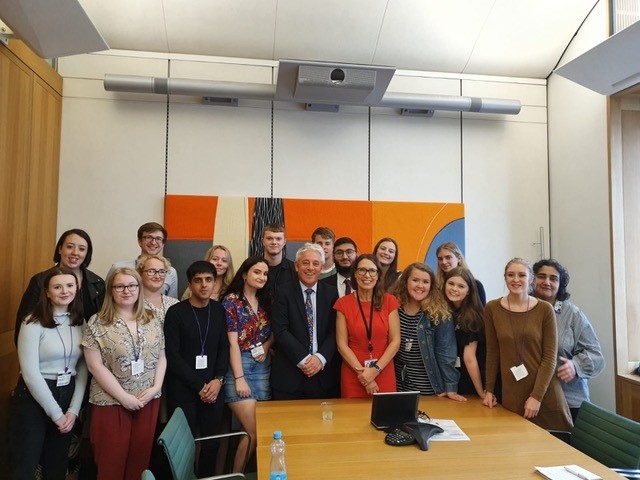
[320,272,339,290]
[14,267,105,345]
[270,280,339,396]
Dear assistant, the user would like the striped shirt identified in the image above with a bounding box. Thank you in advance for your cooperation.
[395,308,435,395]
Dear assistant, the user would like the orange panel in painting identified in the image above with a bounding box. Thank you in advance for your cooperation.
[164,195,218,240]
[372,202,464,270]
[282,199,373,252]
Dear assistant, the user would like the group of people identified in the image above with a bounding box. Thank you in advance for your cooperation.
[10,222,606,480]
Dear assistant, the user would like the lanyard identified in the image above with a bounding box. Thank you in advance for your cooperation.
[507,296,529,365]
[356,292,375,356]
[190,303,211,357]
[54,319,73,373]
[125,319,141,361]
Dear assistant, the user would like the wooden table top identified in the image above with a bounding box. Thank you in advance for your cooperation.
[256,396,625,480]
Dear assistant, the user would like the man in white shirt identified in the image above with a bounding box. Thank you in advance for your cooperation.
[321,237,358,297]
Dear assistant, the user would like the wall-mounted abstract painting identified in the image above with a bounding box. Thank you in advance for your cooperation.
[163,195,464,294]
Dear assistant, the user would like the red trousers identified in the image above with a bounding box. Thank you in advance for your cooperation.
[90,399,160,480]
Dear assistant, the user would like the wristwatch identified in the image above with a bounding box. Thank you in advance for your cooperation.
[215,376,225,385]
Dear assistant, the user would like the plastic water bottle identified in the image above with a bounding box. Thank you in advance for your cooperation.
[269,430,287,480]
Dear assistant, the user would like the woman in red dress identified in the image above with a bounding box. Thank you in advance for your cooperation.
[335,254,401,398]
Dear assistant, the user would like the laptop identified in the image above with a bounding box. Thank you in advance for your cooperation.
[370,391,420,430]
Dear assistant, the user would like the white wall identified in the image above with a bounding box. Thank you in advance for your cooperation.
[57,52,549,296]
[548,1,613,409]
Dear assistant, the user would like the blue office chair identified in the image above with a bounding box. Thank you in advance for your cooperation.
[550,401,640,480]
[157,407,249,480]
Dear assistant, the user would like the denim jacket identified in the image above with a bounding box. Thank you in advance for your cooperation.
[416,312,460,394]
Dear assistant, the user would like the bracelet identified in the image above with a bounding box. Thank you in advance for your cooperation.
[235,375,244,380]
[373,363,383,373]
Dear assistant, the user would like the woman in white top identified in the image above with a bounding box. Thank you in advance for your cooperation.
[10,266,88,480]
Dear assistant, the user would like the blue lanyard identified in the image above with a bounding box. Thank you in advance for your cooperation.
[190,303,211,356]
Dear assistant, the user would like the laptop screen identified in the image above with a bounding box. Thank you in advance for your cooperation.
[370,391,420,430]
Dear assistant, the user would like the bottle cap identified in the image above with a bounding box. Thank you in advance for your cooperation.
[273,430,282,439]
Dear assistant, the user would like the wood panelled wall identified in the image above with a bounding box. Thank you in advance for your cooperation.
[0,40,62,477]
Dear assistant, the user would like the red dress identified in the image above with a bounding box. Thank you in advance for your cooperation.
[334,293,399,398]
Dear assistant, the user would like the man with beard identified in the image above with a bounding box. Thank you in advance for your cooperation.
[321,237,358,297]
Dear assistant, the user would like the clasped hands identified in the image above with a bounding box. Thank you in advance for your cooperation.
[301,354,323,378]
[356,366,380,395]
[199,379,222,404]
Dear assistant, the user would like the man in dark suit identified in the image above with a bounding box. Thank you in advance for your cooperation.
[271,243,340,399]
[321,237,358,298]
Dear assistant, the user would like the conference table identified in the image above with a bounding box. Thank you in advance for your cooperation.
[256,397,625,480]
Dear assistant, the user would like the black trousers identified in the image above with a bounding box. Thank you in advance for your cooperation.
[10,376,75,480]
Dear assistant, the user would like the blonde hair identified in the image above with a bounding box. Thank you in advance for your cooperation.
[392,263,451,325]
[504,257,535,292]
[136,253,172,274]
[97,267,154,325]
[205,245,235,290]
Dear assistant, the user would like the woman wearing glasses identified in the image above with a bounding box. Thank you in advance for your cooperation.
[335,254,401,398]
[82,267,166,480]
[136,254,179,323]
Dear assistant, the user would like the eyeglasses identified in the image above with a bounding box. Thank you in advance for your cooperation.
[112,283,139,293]
[143,268,167,277]
[141,235,165,244]
[355,267,378,277]
[334,249,356,257]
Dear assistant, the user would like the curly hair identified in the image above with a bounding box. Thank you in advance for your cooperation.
[532,259,571,301]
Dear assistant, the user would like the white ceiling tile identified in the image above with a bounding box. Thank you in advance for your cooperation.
[78,0,168,53]
[373,0,496,72]
[273,0,389,64]
[463,0,598,77]
[162,0,278,58]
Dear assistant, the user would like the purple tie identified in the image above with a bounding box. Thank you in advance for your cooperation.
[305,288,314,353]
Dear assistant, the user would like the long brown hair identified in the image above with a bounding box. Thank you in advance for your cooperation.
[392,263,450,325]
[26,266,84,328]
[352,254,385,310]
[373,237,400,292]
[443,267,484,333]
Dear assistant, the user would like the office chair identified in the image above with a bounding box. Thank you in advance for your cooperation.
[157,407,249,480]
[550,401,640,480]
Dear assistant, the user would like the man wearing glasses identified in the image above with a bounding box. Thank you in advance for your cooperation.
[321,237,358,297]
[110,222,178,298]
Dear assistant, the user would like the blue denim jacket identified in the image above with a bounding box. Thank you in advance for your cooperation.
[416,312,459,394]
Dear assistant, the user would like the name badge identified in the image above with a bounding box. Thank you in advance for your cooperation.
[364,358,378,368]
[404,339,413,352]
[510,363,529,381]
[131,358,144,376]
[196,355,208,370]
[57,371,71,387]
[251,343,265,358]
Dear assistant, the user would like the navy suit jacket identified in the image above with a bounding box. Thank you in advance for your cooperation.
[270,279,339,396]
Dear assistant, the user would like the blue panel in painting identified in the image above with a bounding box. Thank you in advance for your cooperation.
[424,219,465,271]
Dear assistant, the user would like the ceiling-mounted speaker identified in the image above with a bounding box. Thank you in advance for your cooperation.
[276,59,396,105]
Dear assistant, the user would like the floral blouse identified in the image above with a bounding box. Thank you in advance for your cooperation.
[222,293,270,351]
[82,313,164,406]
[143,295,179,325]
